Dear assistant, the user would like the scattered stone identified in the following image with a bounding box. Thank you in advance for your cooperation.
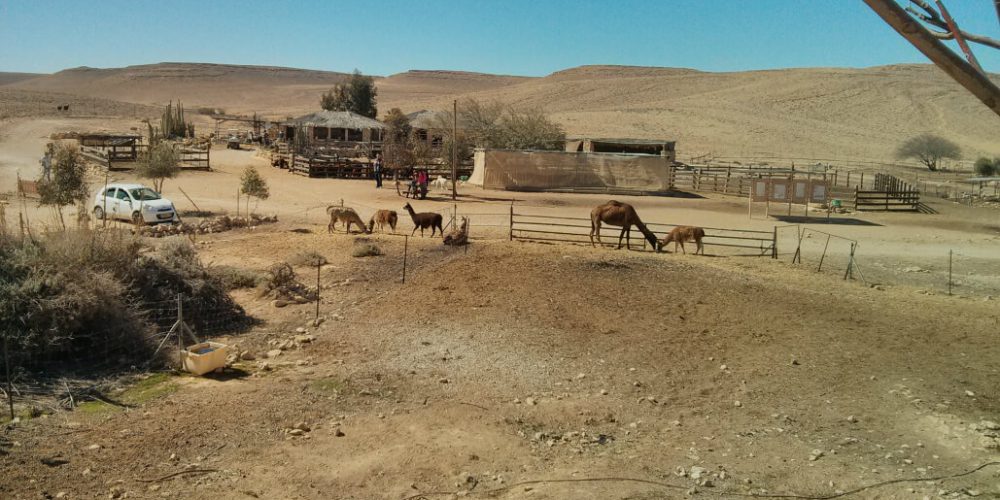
[733,401,742,408]
[55,492,67,498]
[809,449,824,461]
[86,444,101,451]
[294,335,315,344]
[334,429,345,437]
[239,351,256,361]
[965,390,975,397]
[847,415,858,423]
[720,364,728,371]
[525,397,537,406]
[439,378,450,384]
[576,373,586,379]
[288,429,305,436]
[295,327,306,333]
[600,389,608,395]
[272,299,289,308]
[689,466,707,480]
[266,349,282,359]
[294,422,311,432]
[82,468,92,476]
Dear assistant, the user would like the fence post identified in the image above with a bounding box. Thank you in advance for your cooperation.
[3,333,13,421]
[402,235,408,284]
[176,293,184,370]
[771,226,778,259]
[948,250,953,296]
[843,243,856,280]
[817,234,831,272]
[508,201,514,241]
[315,261,322,323]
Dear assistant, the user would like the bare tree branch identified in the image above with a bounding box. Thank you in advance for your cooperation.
[904,2,1000,50]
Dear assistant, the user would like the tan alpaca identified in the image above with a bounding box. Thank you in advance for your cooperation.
[589,200,658,250]
[327,206,369,234]
[657,226,705,255]
[367,209,398,233]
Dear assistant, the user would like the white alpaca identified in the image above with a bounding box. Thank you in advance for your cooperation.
[431,176,450,190]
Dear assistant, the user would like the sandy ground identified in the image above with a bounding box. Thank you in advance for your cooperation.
[2,116,1000,499]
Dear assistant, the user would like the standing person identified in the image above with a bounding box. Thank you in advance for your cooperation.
[373,154,383,188]
[418,169,429,199]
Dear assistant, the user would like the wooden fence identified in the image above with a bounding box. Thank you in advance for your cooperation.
[854,173,920,211]
[289,154,372,178]
[508,207,777,257]
[80,145,210,171]
[177,148,210,170]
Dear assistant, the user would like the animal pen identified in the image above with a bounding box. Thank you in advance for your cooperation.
[507,204,777,257]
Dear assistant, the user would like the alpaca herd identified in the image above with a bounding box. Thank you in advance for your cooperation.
[326,202,445,238]
[325,198,705,256]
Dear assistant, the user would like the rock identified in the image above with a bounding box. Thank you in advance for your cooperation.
[295,327,307,333]
[576,373,586,379]
[733,401,742,408]
[294,422,311,432]
[689,466,706,480]
[334,429,345,437]
[294,335,315,344]
[266,349,282,359]
[847,415,858,423]
[86,444,101,451]
[525,397,537,406]
[965,390,975,397]
[257,361,271,371]
[288,429,305,436]
[293,295,309,304]
[55,493,67,498]
[720,364,728,370]
[82,468,92,476]
[240,351,256,361]
[439,378,450,384]
[600,389,608,395]
[979,420,1000,431]
[169,453,178,462]
[272,299,289,308]
[809,449,824,461]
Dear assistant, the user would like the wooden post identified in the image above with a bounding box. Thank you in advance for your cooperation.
[509,201,514,241]
[315,261,321,323]
[452,100,458,201]
[948,249,953,296]
[402,236,409,284]
[236,188,240,218]
[844,243,856,280]
[817,234,832,271]
[771,226,778,259]
[176,293,184,370]
[4,334,13,421]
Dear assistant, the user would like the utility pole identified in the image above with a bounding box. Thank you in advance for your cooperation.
[452,99,458,201]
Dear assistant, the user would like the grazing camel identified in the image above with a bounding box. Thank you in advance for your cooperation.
[403,202,444,237]
[589,200,658,250]
[367,209,398,233]
[327,206,369,234]
[657,226,706,255]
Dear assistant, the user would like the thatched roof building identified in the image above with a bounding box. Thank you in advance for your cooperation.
[283,110,386,143]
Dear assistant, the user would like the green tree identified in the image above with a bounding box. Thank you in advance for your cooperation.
[240,166,269,215]
[382,108,412,169]
[136,142,180,192]
[895,134,961,171]
[973,157,998,177]
[37,143,88,227]
[319,70,378,118]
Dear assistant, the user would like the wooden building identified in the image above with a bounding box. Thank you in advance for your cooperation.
[282,111,386,151]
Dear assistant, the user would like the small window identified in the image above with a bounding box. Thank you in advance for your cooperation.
[105,188,117,197]
[116,190,131,201]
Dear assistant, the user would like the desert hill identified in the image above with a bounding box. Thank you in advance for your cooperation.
[4,62,999,161]
[0,72,43,86]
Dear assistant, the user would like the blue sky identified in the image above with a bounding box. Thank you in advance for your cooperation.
[1,0,997,76]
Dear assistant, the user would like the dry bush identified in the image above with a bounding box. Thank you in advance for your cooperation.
[0,230,249,374]
[352,241,383,258]
[209,265,264,291]
[261,262,317,303]
[288,251,328,267]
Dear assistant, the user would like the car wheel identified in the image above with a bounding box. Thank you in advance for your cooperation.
[132,211,144,226]
[93,206,105,220]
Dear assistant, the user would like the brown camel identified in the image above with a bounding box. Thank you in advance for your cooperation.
[327,206,369,234]
[657,226,706,255]
[589,200,659,250]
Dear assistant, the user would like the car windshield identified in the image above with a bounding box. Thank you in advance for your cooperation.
[128,188,161,201]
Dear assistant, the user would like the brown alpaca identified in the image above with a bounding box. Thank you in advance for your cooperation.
[657,226,705,255]
[589,200,659,250]
[403,202,443,237]
[367,209,398,233]
[327,206,369,234]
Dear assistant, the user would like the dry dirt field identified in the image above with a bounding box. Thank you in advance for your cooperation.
[2,118,1000,499]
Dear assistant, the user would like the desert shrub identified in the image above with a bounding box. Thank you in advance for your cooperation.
[973,157,998,177]
[0,231,249,374]
[135,142,180,192]
[287,251,327,267]
[260,262,317,302]
[209,265,264,290]
[352,241,383,258]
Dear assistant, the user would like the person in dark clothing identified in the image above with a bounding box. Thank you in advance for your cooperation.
[373,154,384,188]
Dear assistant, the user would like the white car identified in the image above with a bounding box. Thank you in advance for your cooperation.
[93,183,178,225]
